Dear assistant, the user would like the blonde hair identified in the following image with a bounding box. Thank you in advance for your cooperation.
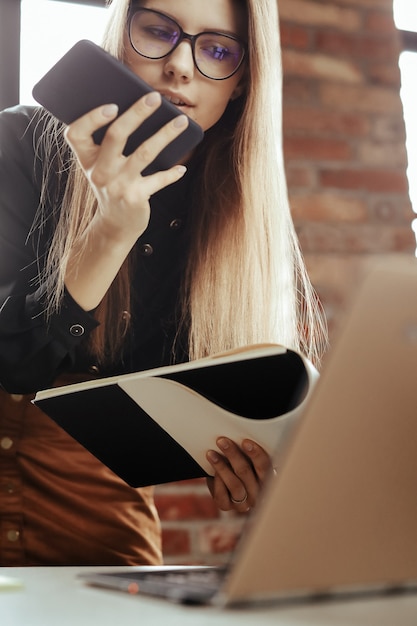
[39,0,327,366]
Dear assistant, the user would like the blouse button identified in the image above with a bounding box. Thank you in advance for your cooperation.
[139,243,154,256]
[69,324,85,337]
[88,365,100,375]
[0,437,14,451]
[6,529,20,542]
[169,218,182,230]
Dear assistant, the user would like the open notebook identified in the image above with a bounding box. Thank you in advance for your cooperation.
[79,256,417,606]
[34,344,318,487]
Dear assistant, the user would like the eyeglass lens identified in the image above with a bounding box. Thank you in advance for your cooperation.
[129,9,245,79]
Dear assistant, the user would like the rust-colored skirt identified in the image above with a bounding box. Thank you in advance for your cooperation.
[0,384,162,566]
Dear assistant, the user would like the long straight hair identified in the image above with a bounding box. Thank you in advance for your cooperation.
[39,0,327,366]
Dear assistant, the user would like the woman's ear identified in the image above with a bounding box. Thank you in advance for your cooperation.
[230,67,248,101]
[231,83,246,101]
[230,83,245,101]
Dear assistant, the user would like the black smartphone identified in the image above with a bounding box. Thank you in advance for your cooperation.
[32,40,204,175]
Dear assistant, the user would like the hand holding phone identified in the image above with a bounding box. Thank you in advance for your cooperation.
[32,40,204,175]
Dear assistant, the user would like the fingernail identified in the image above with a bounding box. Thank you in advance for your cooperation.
[218,438,229,450]
[176,165,187,176]
[145,92,161,107]
[102,104,118,117]
[207,450,220,463]
[242,441,254,453]
[173,115,188,128]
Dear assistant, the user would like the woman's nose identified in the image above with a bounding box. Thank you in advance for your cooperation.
[163,41,195,81]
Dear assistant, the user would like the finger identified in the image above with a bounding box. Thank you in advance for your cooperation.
[206,473,232,511]
[96,92,189,174]
[96,91,162,163]
[206,471,246,513]
[216,438,260,499]
[64,103,119,168]
[124,112,189,177]
[65,91,163,173]
[241,439,274,482]
[140,164,188,199]
[206,476,215,500]
[84,94,163,185]
[206,449,252,510]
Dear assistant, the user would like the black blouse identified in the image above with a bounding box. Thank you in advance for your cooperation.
[0,105,195,394]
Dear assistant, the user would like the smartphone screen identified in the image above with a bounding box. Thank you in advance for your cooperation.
[32,40,204,175]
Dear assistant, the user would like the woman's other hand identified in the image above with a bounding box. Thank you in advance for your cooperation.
[206,438,273,513]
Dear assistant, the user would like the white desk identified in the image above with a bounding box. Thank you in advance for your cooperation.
[2,566,417,626]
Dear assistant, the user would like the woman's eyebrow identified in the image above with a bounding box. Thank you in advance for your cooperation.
[137,5,244,39]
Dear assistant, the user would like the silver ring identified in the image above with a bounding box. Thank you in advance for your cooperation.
[230,492,248,505]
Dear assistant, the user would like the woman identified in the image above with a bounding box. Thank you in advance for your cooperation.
[0,0,327,565]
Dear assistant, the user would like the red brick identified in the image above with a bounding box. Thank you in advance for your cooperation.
[282,49,363,83]
[199,522,244,555]
[332,0,393,7]
[320,83,403,114]
[283,76,316,104]
[284,136,351,161]
[315,31,398,62]
[371,198,414,223]
[296,223,416,254]
[285,164,316,188]
[393,227,417,252]
[366,10,396,34]
[278,0,361,32]
[372,115,408,142]
[368,62,401,87]
[401,199,415,222]
[280,23,310,50]
[283,106,369,136]
[290,193,368,222]
[155,493,219,521]
[320,168,409,193]
[161,529,190,556]
[358,141,407,168]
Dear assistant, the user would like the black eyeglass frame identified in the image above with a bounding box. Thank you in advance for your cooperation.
[127,7,247,81]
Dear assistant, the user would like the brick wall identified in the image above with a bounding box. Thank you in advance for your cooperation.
[281,0,415,336]
[155,0,416,565]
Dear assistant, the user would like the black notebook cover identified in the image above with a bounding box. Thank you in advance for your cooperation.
[34,345,318,487]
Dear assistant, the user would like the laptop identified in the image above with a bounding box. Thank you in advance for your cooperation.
[79,255,417,606]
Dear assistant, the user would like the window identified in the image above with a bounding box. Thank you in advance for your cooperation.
[20,0,108,104]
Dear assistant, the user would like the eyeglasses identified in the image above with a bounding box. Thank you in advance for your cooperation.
[128,8,247,81]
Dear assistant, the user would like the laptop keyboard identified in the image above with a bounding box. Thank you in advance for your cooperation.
[137,566,227,587]
[109,566,229,604]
